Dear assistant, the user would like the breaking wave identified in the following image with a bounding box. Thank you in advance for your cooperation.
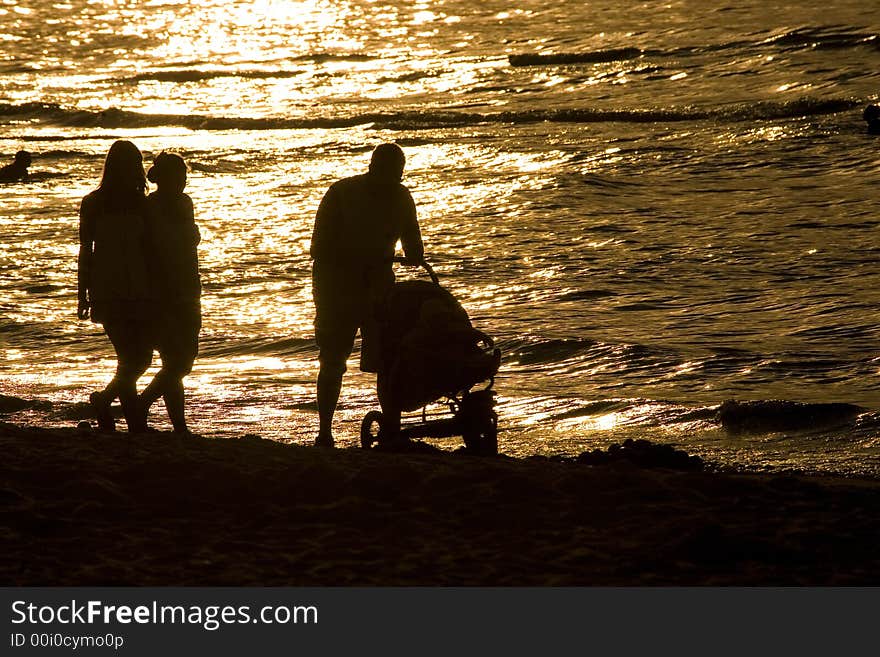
[509,26,879,67]
[0,96,864,133]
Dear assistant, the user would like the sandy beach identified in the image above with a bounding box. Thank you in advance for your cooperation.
[3,420,879,586]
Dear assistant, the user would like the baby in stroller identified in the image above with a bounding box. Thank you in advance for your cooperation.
[360,269,502,454]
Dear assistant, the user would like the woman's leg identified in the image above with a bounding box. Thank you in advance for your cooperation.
[104,319,152,433]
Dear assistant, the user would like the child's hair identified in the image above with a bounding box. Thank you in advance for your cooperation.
[147,152,187,192]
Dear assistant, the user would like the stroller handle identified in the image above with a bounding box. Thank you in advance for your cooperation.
[391,256,440,285]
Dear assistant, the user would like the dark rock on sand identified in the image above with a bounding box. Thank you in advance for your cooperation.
[0,395,52,414]
[0,395,118,424]
[576,438,704,471]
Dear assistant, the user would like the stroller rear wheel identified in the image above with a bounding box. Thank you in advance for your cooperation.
[360,410,384,448]
[462,409,498,456]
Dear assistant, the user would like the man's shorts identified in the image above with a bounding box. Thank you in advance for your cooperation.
[312,262,393,372]
[314,301,361,367]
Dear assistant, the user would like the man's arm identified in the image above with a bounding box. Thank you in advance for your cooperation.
[310,185,339,261]
[399,187,423,265]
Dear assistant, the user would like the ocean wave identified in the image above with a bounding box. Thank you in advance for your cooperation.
[120,69,305,83]
[114,55,373,83]
[289,53,374,63]
[3,134,132,142]
[0,63,41,74]
[377,70,440,84]
[0,316,67,342]
[501,337,598,366]
[548,399,633,421]
[557,289,618,302]
[502,339,673,378]
[760,26,879,51]
[509,48,644,67]
[199,335,316,358]
[717,399,866,434]
[0,97,865,133]
[509,26,878,68]
[35,149,93,159]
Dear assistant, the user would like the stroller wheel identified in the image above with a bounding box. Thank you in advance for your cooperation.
[463,410,498,456]
[360,410,384,449]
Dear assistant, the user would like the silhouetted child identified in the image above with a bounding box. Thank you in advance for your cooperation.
[139,152,201,434]
[864,104,880,135]
[0,151,32,182]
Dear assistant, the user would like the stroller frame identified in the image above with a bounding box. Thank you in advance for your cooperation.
[360,381,499,454]
[359,259,500,455]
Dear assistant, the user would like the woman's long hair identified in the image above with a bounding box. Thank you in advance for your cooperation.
[97,140,146,210]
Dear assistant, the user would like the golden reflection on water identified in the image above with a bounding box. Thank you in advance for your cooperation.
[413,143,565,221]
[411,9,440,25]
[577,147,624,174]
[577,412,620,432]
[150,0,361,63]
[3,124,569,443]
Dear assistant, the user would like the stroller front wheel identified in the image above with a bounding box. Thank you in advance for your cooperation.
[463,409,498,456]
[360,410,385,448]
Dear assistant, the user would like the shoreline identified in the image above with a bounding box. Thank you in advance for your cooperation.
[3,421,880,585]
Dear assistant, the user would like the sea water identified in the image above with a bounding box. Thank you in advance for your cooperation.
[1,0,879,475]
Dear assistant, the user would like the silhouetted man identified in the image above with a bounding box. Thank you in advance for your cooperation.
[0,150,31,182]
[310,143,424,448]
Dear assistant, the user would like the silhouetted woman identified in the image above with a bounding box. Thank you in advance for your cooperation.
[77,140,153,432]
[138,152,201,434]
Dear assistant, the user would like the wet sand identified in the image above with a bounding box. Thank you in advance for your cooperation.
[3,421,880,585]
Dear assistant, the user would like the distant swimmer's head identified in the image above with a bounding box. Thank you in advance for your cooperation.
[864,104,880,134]
[14,151,31,167]
[147,151,187,193]
[368,143,405,185]
[99,140,146,198]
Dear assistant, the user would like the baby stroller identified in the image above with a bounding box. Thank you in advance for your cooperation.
[360,259,502,455]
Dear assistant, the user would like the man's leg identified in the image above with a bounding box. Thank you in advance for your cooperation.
[316,357,346,446]
[314,320,357,448]
[375,372,403,443]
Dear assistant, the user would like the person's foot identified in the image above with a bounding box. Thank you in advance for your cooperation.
[314,433,335,449]
[88,391,116,432]
[133,394,152,432]
[125,402,150,434]
[126,421,151,434]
